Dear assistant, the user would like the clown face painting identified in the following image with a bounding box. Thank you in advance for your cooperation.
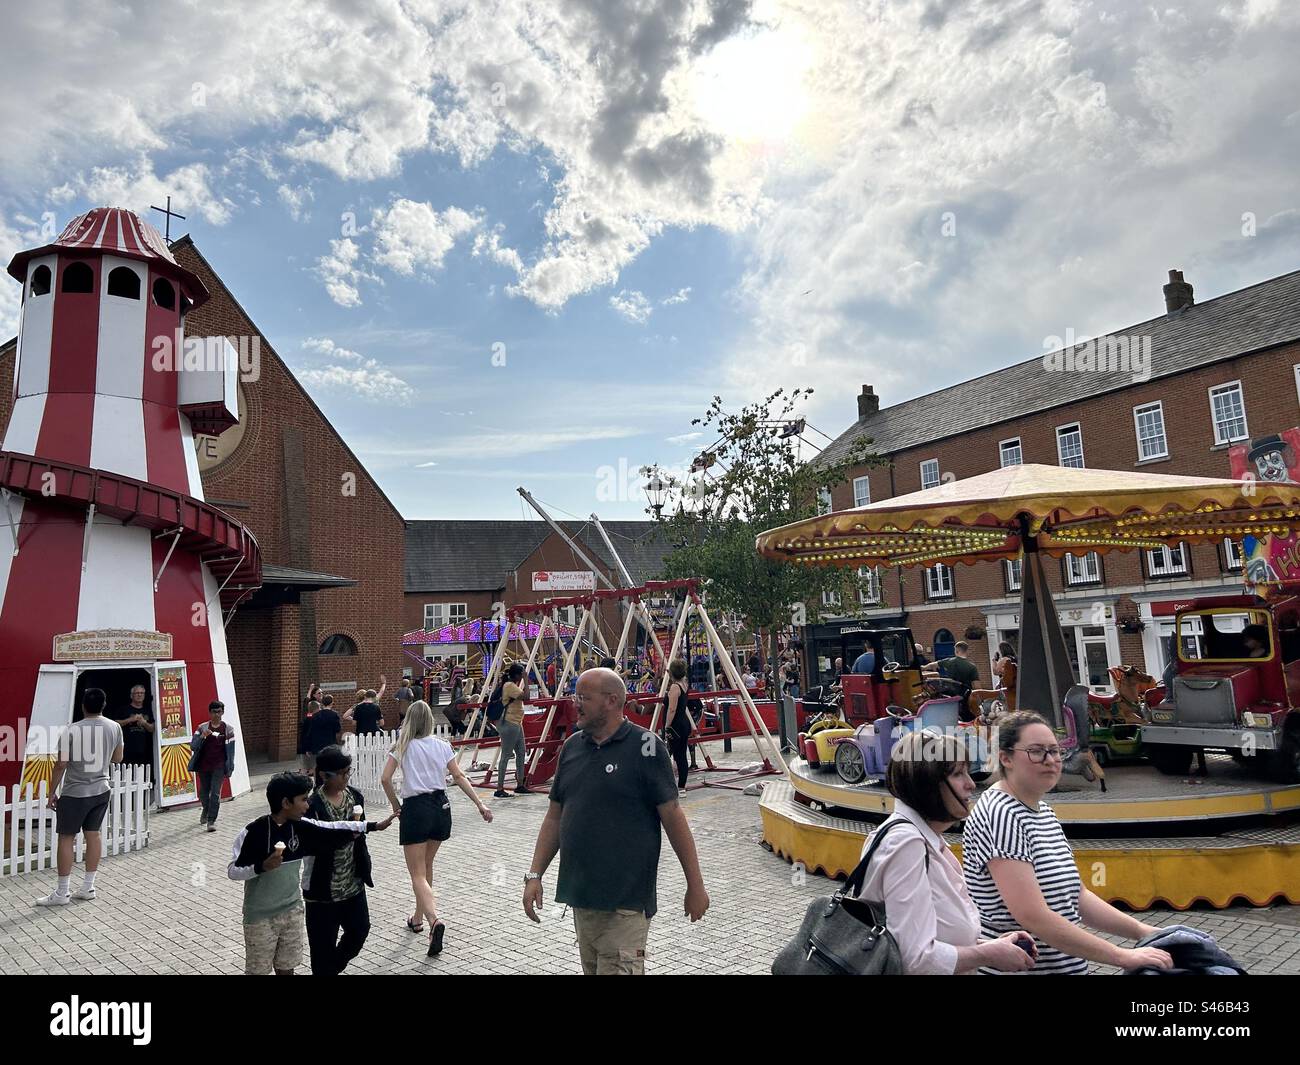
[1230,428,1300,485]
[1250,436,1294,482]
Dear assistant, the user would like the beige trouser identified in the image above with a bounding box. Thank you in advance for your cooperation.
[573,907,650,975]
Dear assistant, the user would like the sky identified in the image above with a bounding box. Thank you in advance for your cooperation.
[2,0,1299,522]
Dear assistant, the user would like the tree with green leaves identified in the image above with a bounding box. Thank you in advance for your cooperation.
[650,388,886,725]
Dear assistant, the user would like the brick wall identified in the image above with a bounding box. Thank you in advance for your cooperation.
[404,590,499,635]
[173,240,409,749]
[226,608,273,754]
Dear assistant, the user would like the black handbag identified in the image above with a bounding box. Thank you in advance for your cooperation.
[772,818,926,975]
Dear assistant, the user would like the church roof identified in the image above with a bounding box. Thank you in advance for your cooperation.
[7,208,208,305]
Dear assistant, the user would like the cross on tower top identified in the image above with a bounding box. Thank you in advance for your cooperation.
[149,196,186,242]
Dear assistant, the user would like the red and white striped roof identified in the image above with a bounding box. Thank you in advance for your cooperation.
[7,207,208,306]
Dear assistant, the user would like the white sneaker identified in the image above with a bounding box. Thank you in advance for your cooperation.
[35,891,71,906]
[72,886,97,901]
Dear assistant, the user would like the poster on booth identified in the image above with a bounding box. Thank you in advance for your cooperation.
[155,665,198,806]
[1228,428,1300,596]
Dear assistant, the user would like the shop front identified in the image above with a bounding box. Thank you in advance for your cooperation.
[985,603,1121,694]
[803,616,906,687]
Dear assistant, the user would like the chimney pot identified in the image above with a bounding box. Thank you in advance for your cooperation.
[1163,268,1194,314]
[857,385,879,419]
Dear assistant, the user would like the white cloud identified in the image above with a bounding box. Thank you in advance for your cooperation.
[296,363,415,404]
[297,335,413,404]
[408,426,637,460]
[610,289,653,324]
[301,336,362,361]
[277,183,314,221]
[661,286,692,305]
[2,0,1298,434]
[666,431,704,446]
[371,199,480,277]
[48,159,235,226]
[472,228,525,275]
[0,212,40,336]
[313,238,375,308]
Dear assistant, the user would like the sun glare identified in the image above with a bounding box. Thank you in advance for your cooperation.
[692,27,815,145]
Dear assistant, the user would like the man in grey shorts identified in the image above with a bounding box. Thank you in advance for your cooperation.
[36,688,124,906]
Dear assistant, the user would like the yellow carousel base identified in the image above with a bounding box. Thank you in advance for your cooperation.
[760,779,1300,910]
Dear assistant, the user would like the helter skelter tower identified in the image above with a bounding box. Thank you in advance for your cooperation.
[0,208,261,804]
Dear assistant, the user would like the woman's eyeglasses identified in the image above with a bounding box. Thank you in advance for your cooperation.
[1013,744,1065,763]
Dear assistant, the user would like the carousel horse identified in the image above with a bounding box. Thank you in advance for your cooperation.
[1092,665,1159,726]
[970,659,1017,723]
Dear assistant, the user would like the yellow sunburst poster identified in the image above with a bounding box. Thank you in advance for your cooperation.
[160,740,195,800]
[20,755,55,797]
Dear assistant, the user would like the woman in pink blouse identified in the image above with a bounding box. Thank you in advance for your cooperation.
[857,729,1037,974]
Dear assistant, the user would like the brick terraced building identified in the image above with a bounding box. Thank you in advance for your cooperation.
[809,267,1300,694]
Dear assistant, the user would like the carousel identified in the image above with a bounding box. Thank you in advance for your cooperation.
[754,464,1300,909]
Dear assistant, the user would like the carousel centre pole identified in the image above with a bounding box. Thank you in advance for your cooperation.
[1015,517,1078,735]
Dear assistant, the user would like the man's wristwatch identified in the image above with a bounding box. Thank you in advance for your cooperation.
[523,872,542,884]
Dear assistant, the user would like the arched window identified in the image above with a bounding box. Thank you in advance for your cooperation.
[29,265,51,297]
[319,634,358,656]
[62,262,94,293]
[107,266,141,299]
[933,628,956,660]
[152,277,175,310]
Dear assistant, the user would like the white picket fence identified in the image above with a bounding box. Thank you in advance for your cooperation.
[1,765,151,878]
[343,725,452,804]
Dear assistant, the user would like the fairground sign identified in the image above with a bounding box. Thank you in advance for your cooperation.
[53,630,173,661]
[532,570,596,592]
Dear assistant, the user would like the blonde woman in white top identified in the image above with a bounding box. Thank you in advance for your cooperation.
[857,729,1036,974]
[382,700,492,957]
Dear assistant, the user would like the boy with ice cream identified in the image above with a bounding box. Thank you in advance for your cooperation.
[228,771,395,975]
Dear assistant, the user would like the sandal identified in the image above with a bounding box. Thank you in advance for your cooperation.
[427,919,446,957]
[406,917,424,933]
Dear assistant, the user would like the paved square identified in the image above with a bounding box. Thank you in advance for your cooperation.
[3,744,1298,975]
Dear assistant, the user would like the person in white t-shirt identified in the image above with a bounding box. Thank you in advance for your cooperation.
[381,700,492,957]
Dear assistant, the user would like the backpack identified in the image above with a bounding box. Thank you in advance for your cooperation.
[486,682,506,722]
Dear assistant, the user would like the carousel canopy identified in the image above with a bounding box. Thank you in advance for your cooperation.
[755,464,1300,569]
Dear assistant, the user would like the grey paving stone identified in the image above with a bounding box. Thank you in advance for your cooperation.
[2,751,1297,974]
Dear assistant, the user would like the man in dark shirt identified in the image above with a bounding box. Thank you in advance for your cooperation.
[349,698,382,736]
[109,683,155,769]
[346,679,386,736]
[523,667,709,974]
[924,640,981,696]
[303,698,342,762]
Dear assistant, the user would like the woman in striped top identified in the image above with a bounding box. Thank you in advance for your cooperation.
[962,712,1174,975]
[857,729,1037,974]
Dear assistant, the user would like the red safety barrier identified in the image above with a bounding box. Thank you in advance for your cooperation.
[450,686,785,793]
